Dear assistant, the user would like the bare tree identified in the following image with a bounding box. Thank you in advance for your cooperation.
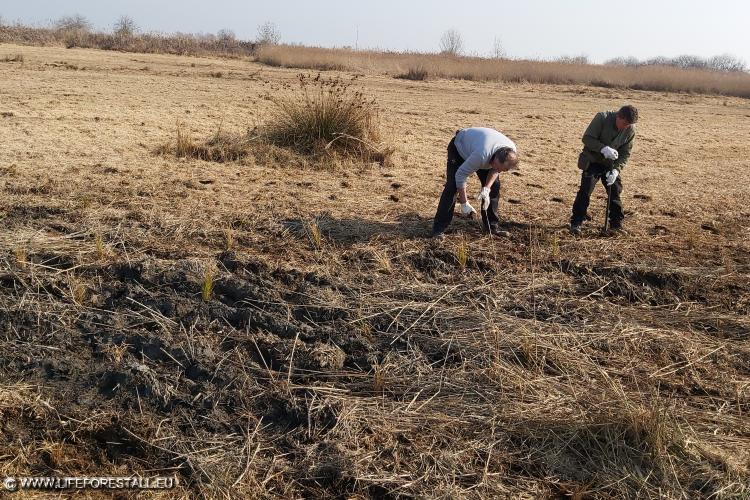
[604,56,646,68]
[55,14,92,32]
[608,53,746,72]
[491,37,505,59]
[623,56,641,67]
[672,54,707,70]
[439,29,463,56]
[708,54,746,72]
[644,56,669,66]
[257,22,281,45]
[556,55,589,65]
[114,15,138,37]
[217,28,236,43]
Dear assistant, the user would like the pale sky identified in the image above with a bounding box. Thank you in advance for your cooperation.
[2,0,748,64]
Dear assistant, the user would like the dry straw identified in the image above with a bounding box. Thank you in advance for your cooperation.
[157,74,393,168]
[257,44,750,98]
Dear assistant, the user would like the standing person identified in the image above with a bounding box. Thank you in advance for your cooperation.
[432,127,519,238]
[570,105,639,235]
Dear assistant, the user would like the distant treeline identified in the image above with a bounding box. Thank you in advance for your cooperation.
[0,15,273,57]
[2,17,749,97]
[256,45,750,98]
[0,25,257,58]
[605,54,747,73]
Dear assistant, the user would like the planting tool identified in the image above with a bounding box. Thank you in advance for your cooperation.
[601,183,612,235]
[481,207,492,237]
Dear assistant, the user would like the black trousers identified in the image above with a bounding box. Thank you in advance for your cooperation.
[433,137,500,235]
[571,163,624,225]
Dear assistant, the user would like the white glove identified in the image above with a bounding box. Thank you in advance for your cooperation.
[600,146,619,161]
[475,187,490,210]
[460,202,477,217]
[605,169,619,186]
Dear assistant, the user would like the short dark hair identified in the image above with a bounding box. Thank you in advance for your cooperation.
[617,105,639,124]
[491,147,517,164]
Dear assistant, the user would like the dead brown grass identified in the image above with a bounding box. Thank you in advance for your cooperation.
[157,74,393,167]
[395,65,429,81]
[156,121,259,163]
[3,22,749,98]
[0,24,257,58]
[258,44,750,98]
[265,74,392,164]
[1,53,24,63]
[0,44,748,498]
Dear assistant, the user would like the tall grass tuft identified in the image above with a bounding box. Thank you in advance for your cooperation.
[224,227,235,251]
[455,240,469,268]
[201,268,214,302]
[13,247,27,269]
[174,121,197,158]
[158,121,257,163]
[396,65,429,81]
[549,234,560,259]
[266,74,392,165]
[1,54,24,63]
[94,233,106,260]
[306,219,323,250]
[372,250,392,273]
[69,278,87,306]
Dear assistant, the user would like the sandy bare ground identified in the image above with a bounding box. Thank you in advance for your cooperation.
[1,44,749,498]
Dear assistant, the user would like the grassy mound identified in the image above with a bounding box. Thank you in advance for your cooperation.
[158,74,393,168]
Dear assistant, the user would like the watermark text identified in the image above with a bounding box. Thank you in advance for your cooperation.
[3,476,176,492]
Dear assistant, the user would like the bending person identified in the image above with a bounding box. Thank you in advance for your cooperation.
[432,127,519,239]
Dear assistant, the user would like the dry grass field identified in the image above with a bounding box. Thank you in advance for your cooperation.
[256,45,750,98]
[1,44,749,498]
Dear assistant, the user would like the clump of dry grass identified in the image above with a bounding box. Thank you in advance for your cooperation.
[454,239,468,268]
[201,267,214,301]
[306,219,323,250]
[265,74,392,165]
[157,121,258,163]
[372,249,392,273]
[157,75,393,167]
[1,53,24,63]
[13,247,27,268]
[224,227,235,251]
[68,276,87,306]
[396,65,429,81]
[94,232,107,260]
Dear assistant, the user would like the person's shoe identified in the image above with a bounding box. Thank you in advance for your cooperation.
[569,223,582,236]
[488,225,511,238]
[430,232,446,241]
[610,221,623,231]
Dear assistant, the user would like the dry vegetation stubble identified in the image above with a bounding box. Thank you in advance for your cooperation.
[0,44,749,498]
[256,44,750,98]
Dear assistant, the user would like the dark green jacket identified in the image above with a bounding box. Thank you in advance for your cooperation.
[580,111,635,171]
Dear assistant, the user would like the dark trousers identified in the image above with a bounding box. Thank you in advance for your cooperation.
[433,138,500,235]
[571,163,624,225]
